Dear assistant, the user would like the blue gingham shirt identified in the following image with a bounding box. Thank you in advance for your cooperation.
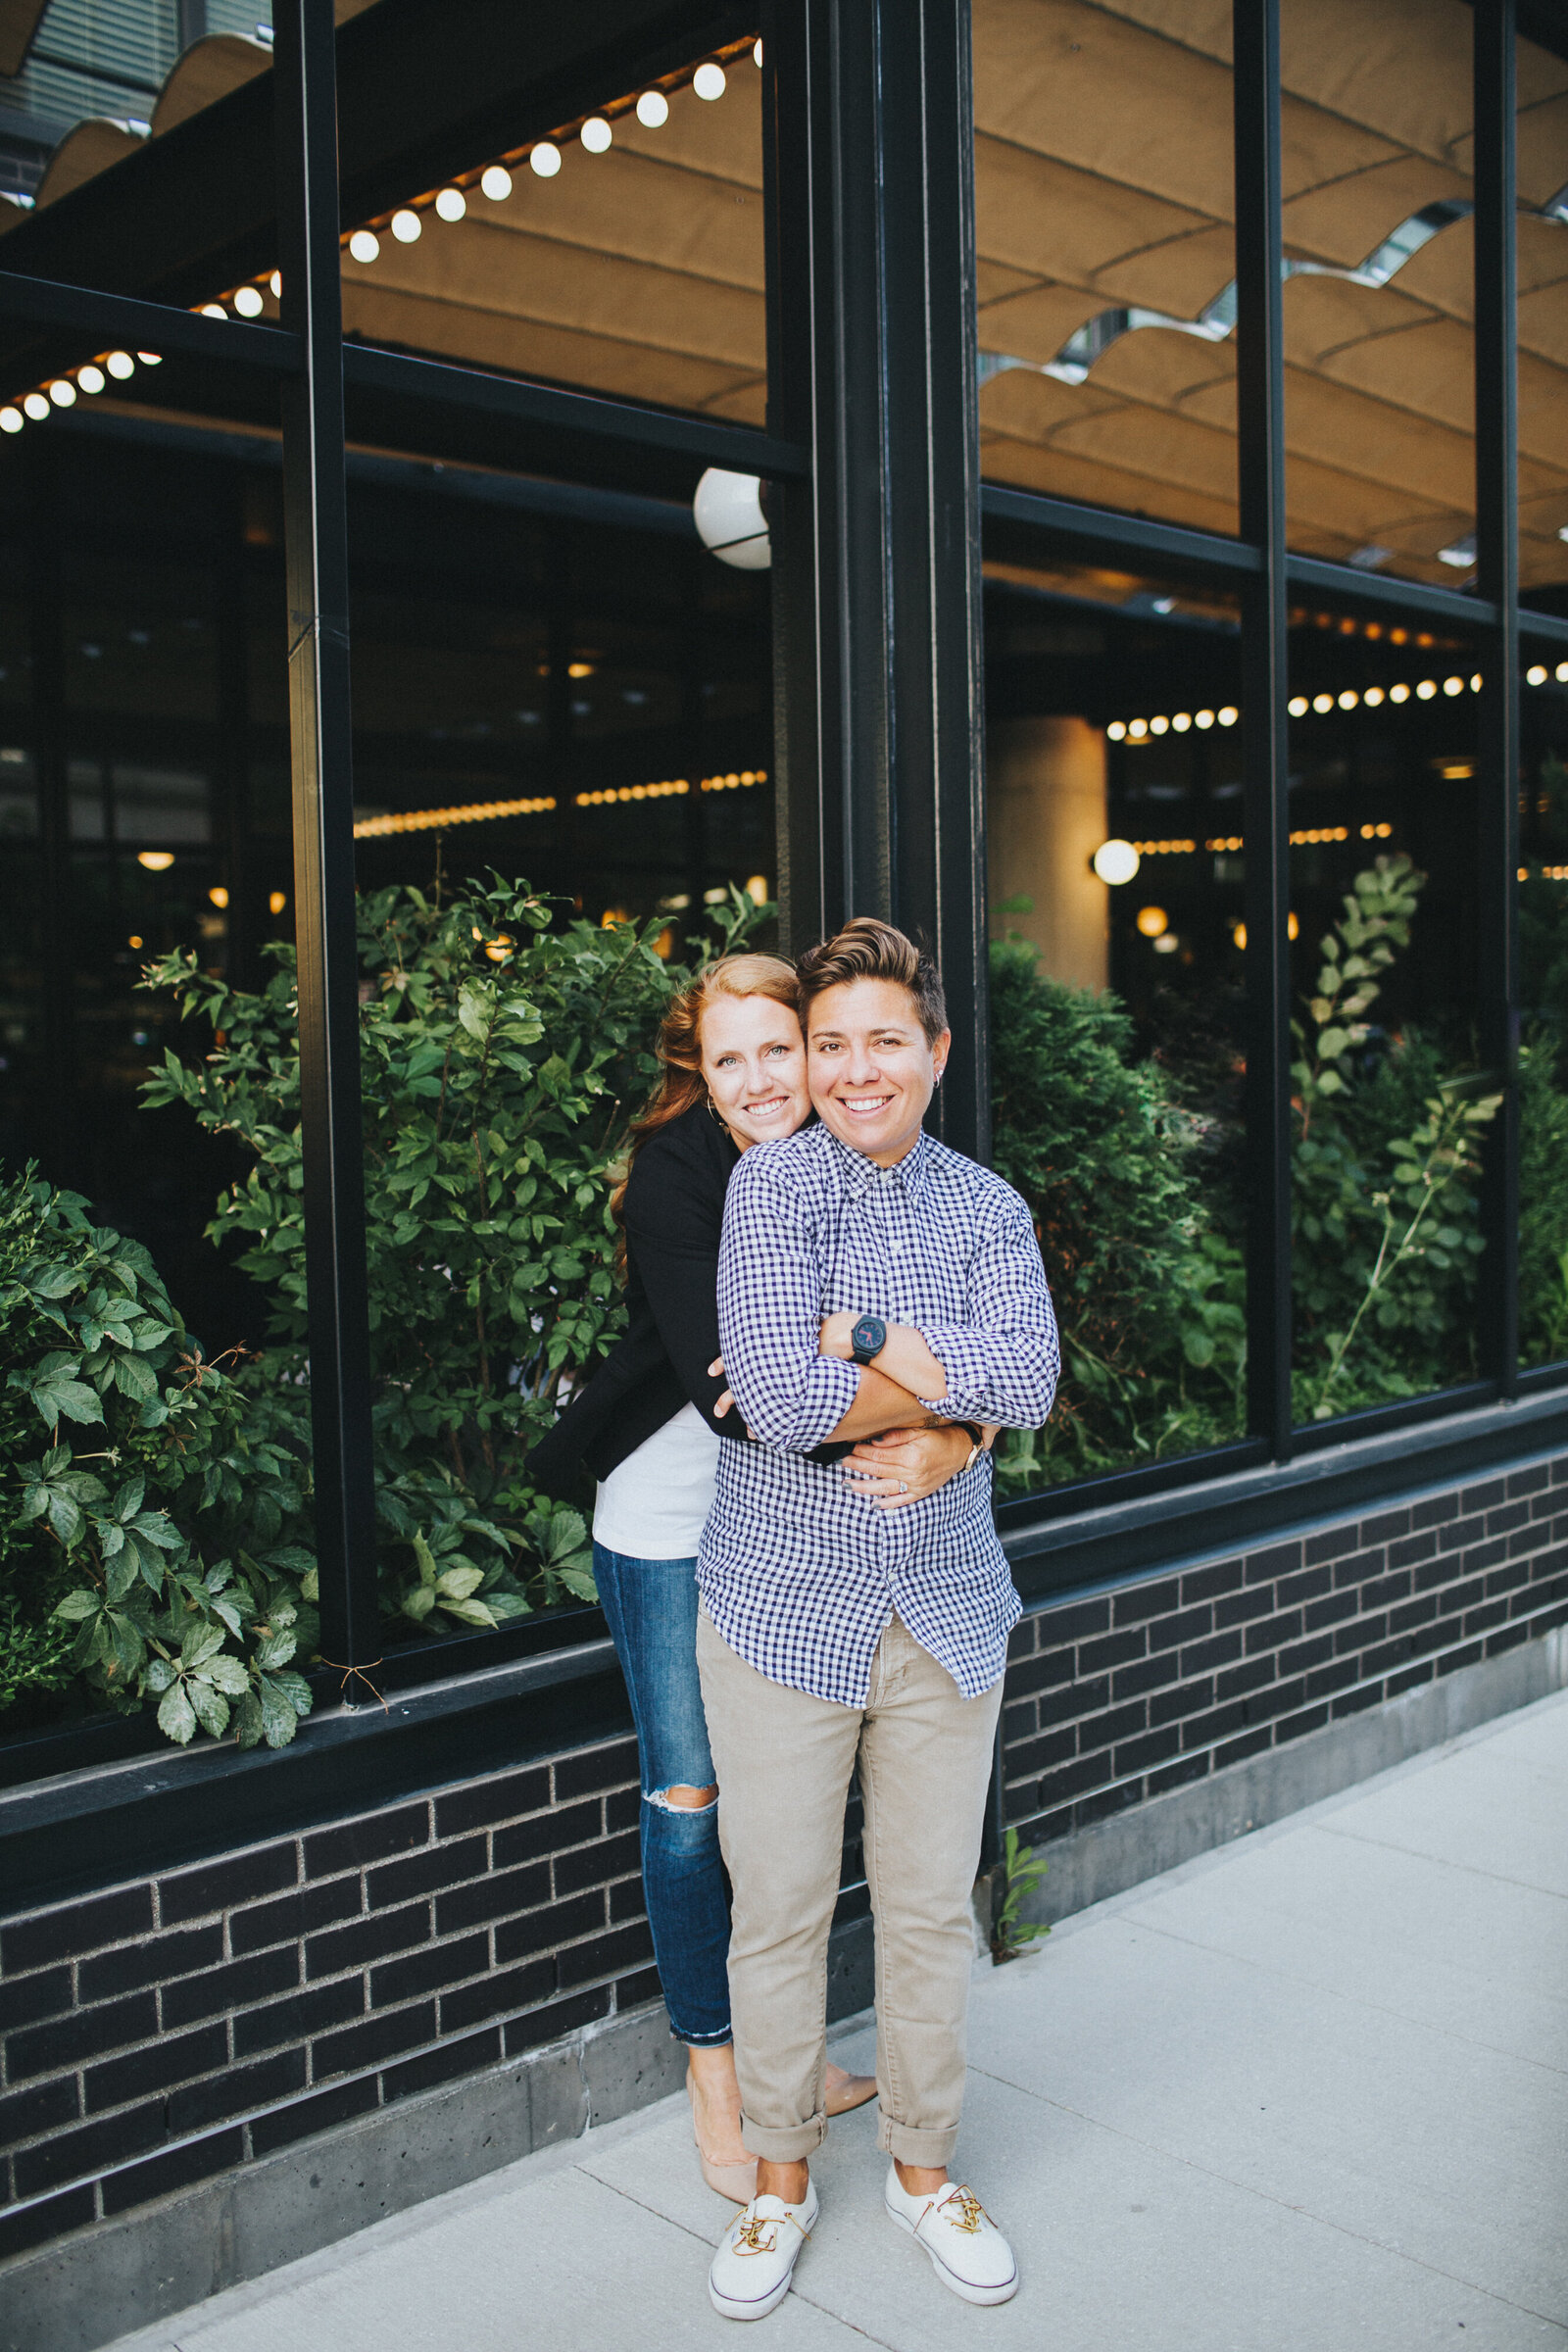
[698,1121,1058,1705]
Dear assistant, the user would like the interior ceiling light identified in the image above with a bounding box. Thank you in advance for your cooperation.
[137,850,174,870]
[975,196,1558,394]
[348,228,379,263]
[77,364,105,393]
[580,118,612,153]
[23,392,48,419]
[693,61,726,98]
[1438,534,1478,568]
[1092,839,1140,885]
[137,353,161,365]
[48,379,74,406]
[199,303,226,319]
[269,890,287,913]
[208,885,228,907]
[0,408,19,433]
[636,88,669,126]
[528,143,561,178]
[434,185,466,219]
[270,271,281,297]
[480,164,513,197]
[390,209,421,243]
[694,468,770,568]
[354,795,556,839]
[1136,906,1168,937]
[1529,664,1549,684]
[232,283,264,316]
[755,37,763,65]
[106,351,134,378]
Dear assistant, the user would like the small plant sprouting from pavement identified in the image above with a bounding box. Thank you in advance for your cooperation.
[991,1827,1052,1965]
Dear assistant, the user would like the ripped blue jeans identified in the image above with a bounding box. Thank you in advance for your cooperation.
[593,1543,732,2046]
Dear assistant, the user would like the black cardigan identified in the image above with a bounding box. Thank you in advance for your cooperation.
[526,1101,743,1495]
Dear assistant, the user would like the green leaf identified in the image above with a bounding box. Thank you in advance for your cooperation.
[440,1595,499,1628]
[111,1352,159,1402]
[190,1681,231,1739]
[158,1682,197,1743]
[51,1590,101,1623]
[401,1583,436,1623]
[412,1532,440,1590]
[258,1676,301,1747]
[203,1654,251,1696]
[434,1564,485,1601]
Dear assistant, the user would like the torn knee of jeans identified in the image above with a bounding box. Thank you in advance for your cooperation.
[647,1783,719,1813]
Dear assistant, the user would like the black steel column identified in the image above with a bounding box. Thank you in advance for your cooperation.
[766,0,989,1158]
[1233,0,1294,1458]
[273,0,379,1678]
[1474,0,1520,1392]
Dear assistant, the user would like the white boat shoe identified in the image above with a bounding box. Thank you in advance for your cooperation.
[884,2166,1019,2305]
[709,2182,819,2321]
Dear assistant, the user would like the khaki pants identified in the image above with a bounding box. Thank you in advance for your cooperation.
[696,1604,1004,2167]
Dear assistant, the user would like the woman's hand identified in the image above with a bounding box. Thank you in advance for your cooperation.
[708,1356,736,1420]
[842,1422,977,1510]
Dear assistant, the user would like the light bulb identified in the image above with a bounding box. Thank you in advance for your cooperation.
[1470,672,1483,690]
[636,89,669,126]
[480,164,513,198]
[348,228,379,263]
[1172,712,1192,732]
[1416,679,1437,700]
[1105,720,1126,741]
[1136,905,1168,938]
[269,889,286,914]
[1364,685,1384,706]
[1218,706,1239,726]
[1443,675,1463,696]
[233,283,264,316]
[580,116,612,152]
[1528,665,1548,686]
[1128,718,1149,739]
[106,351,134,379]
[1092,838,1140,886]
[76,364,105,393]
[1195,709,1214,729]
[48,379,74,406]
[137,850,174,870]
[0,408,21,433]
[694,61,726,98]
[1338,689,1357,709]
[434,185,466,220]
[200,303,226,318]
[270,270,282,297]
[754,37,763,64]
[23,392,49,419]
[209,885,229,908]
[391,209,421,242]
[528,142,561,177]
[136,353,161,364]
[1288,695,1308,716]
[1150,714,1168,735]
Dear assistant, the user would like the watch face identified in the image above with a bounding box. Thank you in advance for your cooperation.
[852,1314,886,1362]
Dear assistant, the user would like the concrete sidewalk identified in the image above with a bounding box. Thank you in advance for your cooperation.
[109,1689,1568,2352]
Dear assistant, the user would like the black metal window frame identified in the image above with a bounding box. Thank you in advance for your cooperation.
[0,0,1565,1825]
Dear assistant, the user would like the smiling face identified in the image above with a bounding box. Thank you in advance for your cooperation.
[807,977,951,1166]
[699,991,810,1151]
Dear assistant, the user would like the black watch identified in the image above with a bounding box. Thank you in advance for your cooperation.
[850,1313,887,1366]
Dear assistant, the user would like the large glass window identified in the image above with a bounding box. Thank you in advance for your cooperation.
[984,551,1247,1491]
[972,0,1240,534]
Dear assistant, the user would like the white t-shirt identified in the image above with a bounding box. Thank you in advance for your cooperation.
[592,1400,721,1561]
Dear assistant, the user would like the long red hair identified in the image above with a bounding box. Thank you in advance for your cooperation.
[610,953,801,1266]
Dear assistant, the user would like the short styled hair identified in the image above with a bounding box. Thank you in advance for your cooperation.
[797,916,948,1046]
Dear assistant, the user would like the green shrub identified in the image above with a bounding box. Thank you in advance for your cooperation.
[0,1170,315,1744]
[141,876,762,1649]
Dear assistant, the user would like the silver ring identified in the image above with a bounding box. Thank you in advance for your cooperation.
[899,1480,908,1494]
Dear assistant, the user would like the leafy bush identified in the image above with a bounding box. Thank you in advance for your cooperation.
[141,876,762,1648]
[987,936,1244,1490]
[1,1170,315,1744]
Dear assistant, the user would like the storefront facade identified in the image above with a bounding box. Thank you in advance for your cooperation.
[1,0,1566,2333]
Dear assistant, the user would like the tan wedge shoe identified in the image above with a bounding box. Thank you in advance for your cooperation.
[824,2060,879,2116]
[688,2070,758,2204]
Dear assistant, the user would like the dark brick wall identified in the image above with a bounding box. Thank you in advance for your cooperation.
[3,1453,1567,2275]
[1001,1458,1568,1839]
[0,1734,657,2265]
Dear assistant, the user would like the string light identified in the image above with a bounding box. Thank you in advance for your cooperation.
[434,185,466,219]
[269,890,287,914]
[636,89,670,125]
[693,61,727,98]
[391,209,421,242]
[480,164,513,197]
[232,283,264,316]
[0,409,19,433]
[354,795,556,838]
[580,119,612,153]
[23,393,47,419]
[199,303,226,319]
[208,886,229,907]
[47,379,74,406]
[76,364,105,393]
[349,229,379,263]
[106,352,134,378]
[137,850,174,870]
[1130,838,1198,856]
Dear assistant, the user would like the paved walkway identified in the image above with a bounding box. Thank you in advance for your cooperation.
[113,1690,1568,2352]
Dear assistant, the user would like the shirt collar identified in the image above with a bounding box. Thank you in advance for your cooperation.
[823,1122,932,1203]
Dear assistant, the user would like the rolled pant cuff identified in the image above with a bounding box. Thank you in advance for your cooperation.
[878,2118,961,2167]
[739,2110,826,2163]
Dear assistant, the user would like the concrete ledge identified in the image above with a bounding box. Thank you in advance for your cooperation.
[1014,1622,1568,1928]
[0,1916,876,2352]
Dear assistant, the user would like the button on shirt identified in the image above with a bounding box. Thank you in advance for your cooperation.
[698,1121,1059,1706]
